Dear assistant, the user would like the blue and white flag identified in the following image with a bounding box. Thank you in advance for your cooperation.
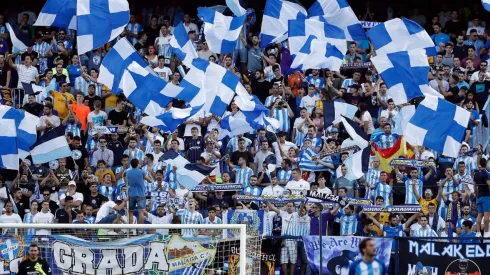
[483,0,490,12]
[218,113,253,139]
[76,0,130,55]
[179,60,237,117]
[405,95,470,158]
[34,0,77,30]
[140,106,201,133]
[198,8,246,54]
[323,100,358,127]
[6,23,33,52]
[0,119,18,170]
[99,38,154,91]
[226,0,249,16]
[166,155,206,190]
[341,115,369,149]
[119,61,182,116]
[367,18,436,56]
[289,19,346,71]
[392,105,416,135]
[371,49,443,105]
[308,0,367,41]
[260,0,307,48]
[30,126,72,164]
[0,106,40,160]
[170,23,199,66]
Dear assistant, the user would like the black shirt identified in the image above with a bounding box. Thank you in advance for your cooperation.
[67,145,89,174]
[15,197,30,220]
[144,26,159,48]
[0,63,12,87]
[444,20,466,37]
[108,109,128,125]
[54,73,69,83]
[17,258,51,275]
[475,169,490,197]
[84,95,103,111]
[251,79,270,104]
[469,80,490,109]
[453,44,469,60]
[107,140,125,167]
[446,85,459,103]
[54,208,77,224]
[83,193,108,210]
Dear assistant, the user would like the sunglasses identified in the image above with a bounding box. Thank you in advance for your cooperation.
[43,194,50,196]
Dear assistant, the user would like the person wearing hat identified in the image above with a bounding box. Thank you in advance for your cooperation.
[60,181,84,210]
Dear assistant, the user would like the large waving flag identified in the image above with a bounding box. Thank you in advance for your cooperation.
[0,119,18,170]
[323,101,358,127]
[30,126,72,164]
[218,113,254,139]
[76,0,130,55]
[392,105,416,135]
[6,23,33,52]
[308,0,367,41]
[371,49,443,105]
[170,23,199,67]
[260,0,307,48]
[484,0,490,12]
[198,8,246,54]
[163,154,210,190]
[0,106,40,159]
[178,59,238,117]
[288,19,346,71]
[405,95,470,158]
[367,18,436,56]
[226,0,249,16]
[119,61,182,116]
[34,0,77,30]
[140,106,201,133]
[99,38,154,91]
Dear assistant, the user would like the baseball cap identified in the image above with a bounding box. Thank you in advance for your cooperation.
[330,127,339,133]
[68,180,76,186]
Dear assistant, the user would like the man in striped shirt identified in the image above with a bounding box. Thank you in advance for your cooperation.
[360,159,382,199]
[271,97,294,134]
[368,172,392,206]
[234,157,253,189]
[277,159,293,186]
[176,198,203,236]
[412,215,438,238]
[453,145,477,176]
[335,205,361,236]
[9,54,39,88]
[348,238,387,275]
[394,167,433,205]
[242,175,262,196]
[370,123,399,149]
[124,138,145,164]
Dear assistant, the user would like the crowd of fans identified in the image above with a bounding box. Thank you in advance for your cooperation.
[0,2,489,274]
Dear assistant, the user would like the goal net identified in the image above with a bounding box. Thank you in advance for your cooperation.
[0,223,262,275]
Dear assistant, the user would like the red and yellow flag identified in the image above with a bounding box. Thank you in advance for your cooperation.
[372,136,413,172]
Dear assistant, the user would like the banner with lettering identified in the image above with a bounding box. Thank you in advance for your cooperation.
[399,238,488,275]
[302,236,392,275]
[0,234,217,274]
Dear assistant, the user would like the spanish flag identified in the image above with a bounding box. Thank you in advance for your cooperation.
[372,136,413,172]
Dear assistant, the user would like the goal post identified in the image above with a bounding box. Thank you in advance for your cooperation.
[0,223,256,274]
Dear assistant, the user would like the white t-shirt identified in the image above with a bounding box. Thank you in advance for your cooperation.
[317,187,333,195]
[272,141,298,165]
[33,211,55,235]
[60,192,84,210]
[154,66,173,81]
[0,213,22,234]
[38,115,61,135]
[261,185,285,197]
[87,111,108,136]
[147,213,174,234]
[166,137,185,151]
[175,188,193,201]
[95,201,117,223]
[299,95,320,114]
[361,112,375,134]
[286,179,310,196]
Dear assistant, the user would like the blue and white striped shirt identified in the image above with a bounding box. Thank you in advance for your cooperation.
[338,213,359,236]
[364,168,382,199]
[32,41,50,74]
[296,215,310,237]
[126,23,143,45]
[453,156,476,176]
[75,76,89,95]
[123,148,145,162]
[273,108,291,133]
[142,163,161,184]
[176,209,203,236]
[280,211,299,236]
[227,137,252,153]
[412,227,438,237]
[373,182,392,206]
[114,166,129,187]
[23,212,36,235]
[234,166,253,189]
[277,169,292,183]
[403,177,424,204]
[349,259,387,275]
[242,186,262,196]
[264,95,282,108]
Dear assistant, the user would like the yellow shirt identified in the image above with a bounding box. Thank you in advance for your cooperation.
[418,197,439,214]
[50,91,75,119]
[369,212,389,236]
[103,87,118,109]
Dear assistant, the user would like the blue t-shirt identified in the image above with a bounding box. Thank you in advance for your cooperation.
[459,231,479,243]
[67,64,82,85]
[126,168,146,197]
[430,33,450,47]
